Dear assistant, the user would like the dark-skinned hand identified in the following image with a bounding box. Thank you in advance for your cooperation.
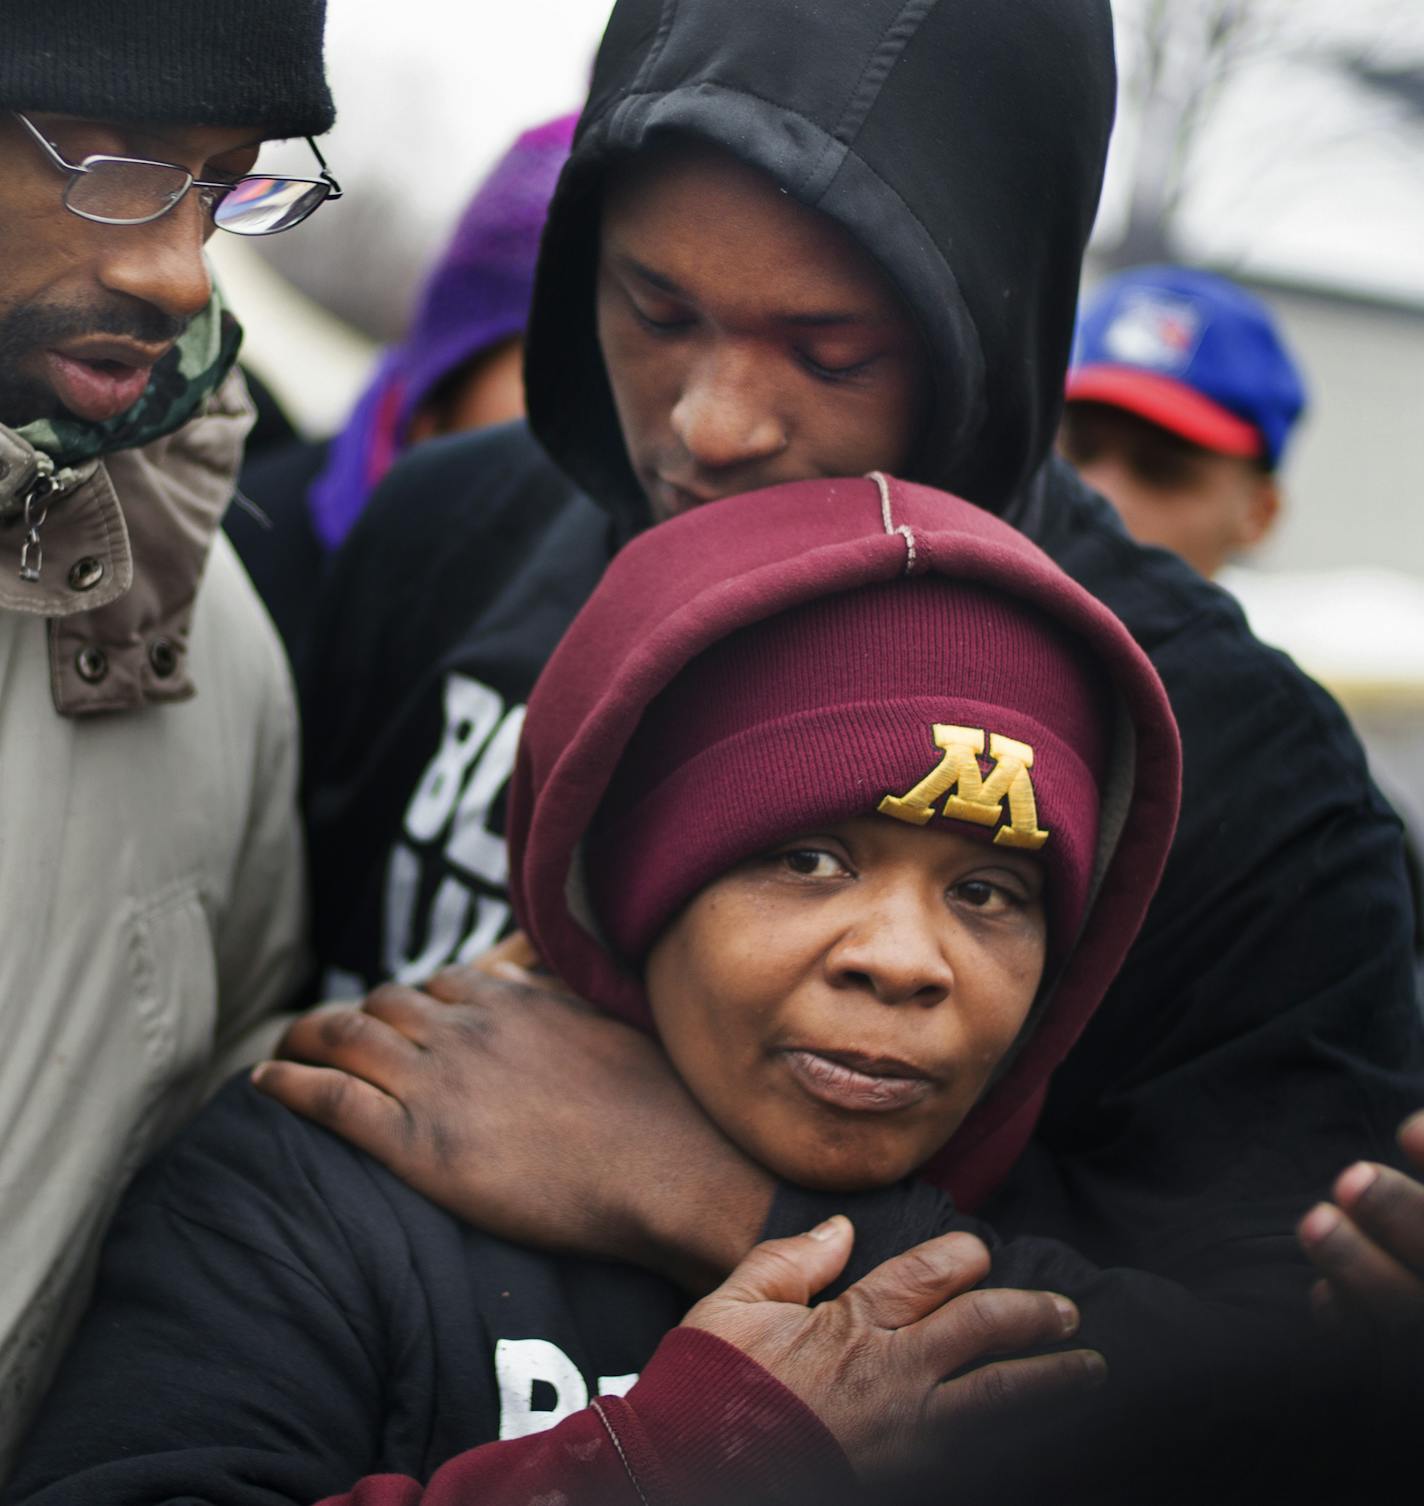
[256,946,1108,1477]
[1297,1109,1424,1332]
[684,1217,1105,1481]
[255,943,776,1291]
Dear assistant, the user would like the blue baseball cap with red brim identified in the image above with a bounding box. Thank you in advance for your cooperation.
[1067,265,1308,469]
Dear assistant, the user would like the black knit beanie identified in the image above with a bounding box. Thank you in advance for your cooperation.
[0,0,335,139]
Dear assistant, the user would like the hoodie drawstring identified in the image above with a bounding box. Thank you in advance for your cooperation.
[867,470,918,575]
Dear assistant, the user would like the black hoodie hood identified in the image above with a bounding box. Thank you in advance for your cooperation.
[526,0,1116,529]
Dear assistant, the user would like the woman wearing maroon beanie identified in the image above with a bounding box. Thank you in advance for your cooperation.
[510,473,1181,1214]
[8,477,1189,1506]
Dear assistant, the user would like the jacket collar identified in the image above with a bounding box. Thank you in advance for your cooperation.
[0,369,255,715]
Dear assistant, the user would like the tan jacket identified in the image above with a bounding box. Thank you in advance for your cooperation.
[0,373,308,1467]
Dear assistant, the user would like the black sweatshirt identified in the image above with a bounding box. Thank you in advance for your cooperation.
[4,1078,855,1506]
[7,1060,1411,1504]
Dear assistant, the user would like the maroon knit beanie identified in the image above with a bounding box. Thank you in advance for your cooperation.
[588,577,1112,971]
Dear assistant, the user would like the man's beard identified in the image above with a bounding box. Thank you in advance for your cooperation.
[0,295,188,429]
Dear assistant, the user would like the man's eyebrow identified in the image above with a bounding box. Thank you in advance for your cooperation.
[118,125,269,161]
[617,255,691,299]
[42,114,268,162]
[171,135,268,161]
[782,310,868,328]
[616,254,875,327]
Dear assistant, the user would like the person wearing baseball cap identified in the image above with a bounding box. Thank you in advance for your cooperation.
[1060,265,1308,578]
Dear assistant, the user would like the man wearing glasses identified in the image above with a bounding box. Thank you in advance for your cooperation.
[0,0,337,1467]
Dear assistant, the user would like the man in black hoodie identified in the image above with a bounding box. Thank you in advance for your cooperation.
[267,0,1420,1487]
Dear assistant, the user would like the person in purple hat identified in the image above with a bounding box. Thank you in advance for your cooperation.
[230,112,578,671]
[1058,264,1307,579]
[308,111,579,551]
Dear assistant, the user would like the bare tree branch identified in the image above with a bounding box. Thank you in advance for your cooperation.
[1102,0,1424,271]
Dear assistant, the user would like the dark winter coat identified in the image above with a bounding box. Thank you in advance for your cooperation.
[3,1078,850,1506]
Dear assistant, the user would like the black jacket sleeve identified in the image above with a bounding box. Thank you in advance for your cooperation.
[6,1084,857,1506]
[4,1082,412,1506]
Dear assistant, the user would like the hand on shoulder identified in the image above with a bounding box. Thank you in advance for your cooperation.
[682,1216,1105,1481]
[252,943,775,1290]
[1299,1109,1424,1331]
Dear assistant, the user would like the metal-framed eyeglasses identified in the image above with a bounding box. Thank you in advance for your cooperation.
[12,111,343,236]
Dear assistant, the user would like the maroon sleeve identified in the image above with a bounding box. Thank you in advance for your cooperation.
[315,1327,855,1506]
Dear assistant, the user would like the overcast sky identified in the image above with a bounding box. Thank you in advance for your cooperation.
[1103,0,1424,301]
[251,0,1424,336]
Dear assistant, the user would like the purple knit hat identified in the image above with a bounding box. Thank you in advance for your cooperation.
[308,111,578,550]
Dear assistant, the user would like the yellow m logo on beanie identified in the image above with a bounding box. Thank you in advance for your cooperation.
[878,725,1050,850]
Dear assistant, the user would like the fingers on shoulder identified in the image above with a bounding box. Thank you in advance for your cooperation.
[1301,1201,1424,1326]
[252,1061,411,1148]
[1398,1109,1424,1168]
[455,930,541,984]
[1337,1163,1424,1275]
[931,1348,1106,1426]
[840,1232,991,1330]
[362,982,445,1037]
[280,991,430,1071]
[907,1286,1079,1376]
[706,1219,854,1310]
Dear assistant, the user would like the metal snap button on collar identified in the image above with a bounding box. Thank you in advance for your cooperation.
[148,637,178,678]
[68,556,105,592]
[75,646,108,684]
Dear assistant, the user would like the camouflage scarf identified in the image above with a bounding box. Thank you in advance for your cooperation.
[14,290,242,473]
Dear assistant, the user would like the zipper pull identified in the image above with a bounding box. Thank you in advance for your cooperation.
[18,453,56,584]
